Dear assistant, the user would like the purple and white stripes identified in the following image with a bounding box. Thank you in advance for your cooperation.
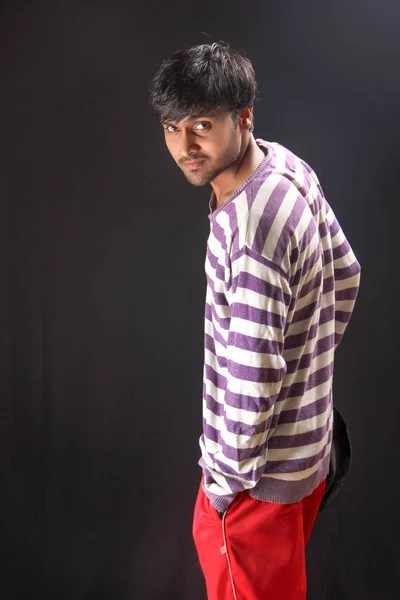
[199,139,361,512]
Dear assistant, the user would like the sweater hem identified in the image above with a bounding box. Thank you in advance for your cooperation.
[199,453,330,512]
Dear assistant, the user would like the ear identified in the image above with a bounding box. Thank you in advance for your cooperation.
[238,107,253,130]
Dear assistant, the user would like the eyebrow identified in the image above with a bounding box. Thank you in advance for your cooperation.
[162,111,217,125]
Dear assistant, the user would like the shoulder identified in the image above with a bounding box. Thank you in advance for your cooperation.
[244,179,315,271]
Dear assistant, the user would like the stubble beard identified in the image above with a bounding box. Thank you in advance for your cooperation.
[184,163,226,187]
[183,150,242,188]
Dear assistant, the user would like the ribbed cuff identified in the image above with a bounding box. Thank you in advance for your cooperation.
[201,477,238,512]
[199,458,239,511]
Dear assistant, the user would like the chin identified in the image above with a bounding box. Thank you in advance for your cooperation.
[187,178,209,187]
[185,173,212,187]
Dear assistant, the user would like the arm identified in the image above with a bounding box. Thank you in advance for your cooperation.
[201,245,291,512]
[325,202,361,349]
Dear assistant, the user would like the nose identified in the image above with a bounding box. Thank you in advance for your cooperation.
[180,129,200,158]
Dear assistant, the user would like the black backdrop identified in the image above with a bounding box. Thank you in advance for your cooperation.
[1,1,399,598]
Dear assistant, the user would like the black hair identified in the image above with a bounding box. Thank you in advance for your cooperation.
[148,41,258,132]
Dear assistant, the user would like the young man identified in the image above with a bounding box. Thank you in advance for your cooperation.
[149,42,361,600]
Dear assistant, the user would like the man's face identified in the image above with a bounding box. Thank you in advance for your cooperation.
[162,107,243,187]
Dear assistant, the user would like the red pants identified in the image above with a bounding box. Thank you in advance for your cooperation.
[192,477,326,600]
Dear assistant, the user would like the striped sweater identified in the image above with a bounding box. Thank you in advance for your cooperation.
[199,138,361,512]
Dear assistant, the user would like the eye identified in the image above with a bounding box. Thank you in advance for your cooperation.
[164,121,210,134]
[195,122,210,130]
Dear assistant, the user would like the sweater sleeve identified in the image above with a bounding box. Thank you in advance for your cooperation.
[325,202,361,349]
[201,245,291,512]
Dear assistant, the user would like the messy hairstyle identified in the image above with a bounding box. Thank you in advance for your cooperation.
[148,41,258,132]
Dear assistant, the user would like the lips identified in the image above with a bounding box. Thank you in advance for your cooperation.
[184,159,204,168]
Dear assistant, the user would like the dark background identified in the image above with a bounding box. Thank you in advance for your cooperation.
[0,1,398,598]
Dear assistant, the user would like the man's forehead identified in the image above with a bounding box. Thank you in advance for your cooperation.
[161,108,224,124]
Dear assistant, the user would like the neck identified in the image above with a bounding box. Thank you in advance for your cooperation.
[211,135,266,210]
